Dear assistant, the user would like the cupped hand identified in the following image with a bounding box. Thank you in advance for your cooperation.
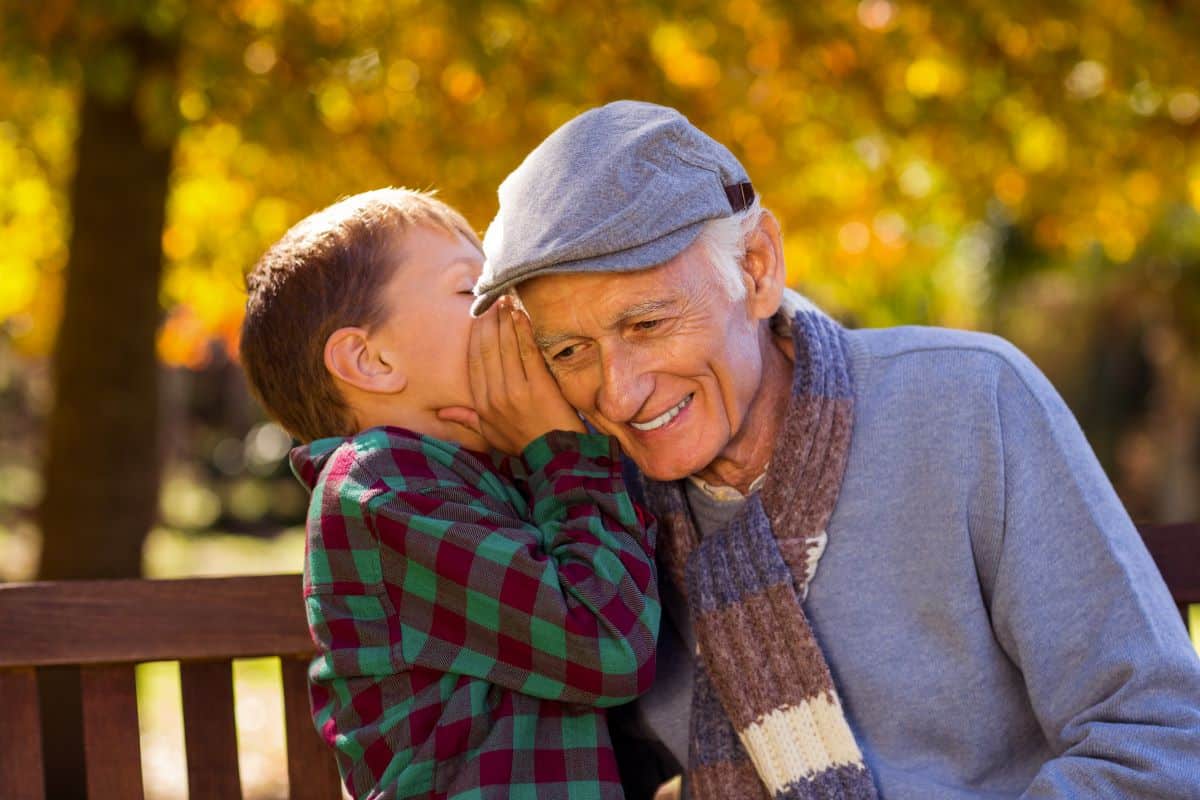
[451,297,585,454]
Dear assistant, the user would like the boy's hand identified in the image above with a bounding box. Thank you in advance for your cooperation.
[653,776,683,800]
[443,297,585,455]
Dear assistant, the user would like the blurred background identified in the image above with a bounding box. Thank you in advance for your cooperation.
[1,0,1198,797]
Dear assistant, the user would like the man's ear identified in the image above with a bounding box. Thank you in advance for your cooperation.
[740,210,786,321]
[324,327,408,395]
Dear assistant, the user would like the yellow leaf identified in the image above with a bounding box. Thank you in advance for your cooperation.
[905,57,962,98]
[441,62,483,104]
[0,258,37,319]
[651,24,721,90]
[1015,117,1065,173]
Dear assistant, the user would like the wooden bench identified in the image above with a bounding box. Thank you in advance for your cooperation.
[0,523,1194,799]
[0,573,342,800]
[1138,522,1200,632]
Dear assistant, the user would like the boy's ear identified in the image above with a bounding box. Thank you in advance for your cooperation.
[740,210,786,321]
[324,327,408,395]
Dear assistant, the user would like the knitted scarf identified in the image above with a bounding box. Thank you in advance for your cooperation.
[641,292,878,800]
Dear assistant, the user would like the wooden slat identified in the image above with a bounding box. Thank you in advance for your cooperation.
[0,574,312,667]
[37,666,87,798]
[0,668,46,800]
[1138,523,1200,605]
[281,655,343,800]
[80,664,144,800]
[180,659,242,800]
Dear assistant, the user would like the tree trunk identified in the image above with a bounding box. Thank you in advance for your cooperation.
[38,31,177,579]
[36,26,178,799]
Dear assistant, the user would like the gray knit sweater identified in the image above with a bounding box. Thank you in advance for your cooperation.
[627,324,1200,799]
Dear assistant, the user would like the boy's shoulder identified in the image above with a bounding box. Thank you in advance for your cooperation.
[291,425,516,504]
[351,425,491,482]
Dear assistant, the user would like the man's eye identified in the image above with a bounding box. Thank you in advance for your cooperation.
[553,344,579,361]
[633,319,662,331]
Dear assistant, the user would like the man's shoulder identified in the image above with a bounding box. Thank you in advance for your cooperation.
[844,325,1066,425]
[850,324,1021,363]
[849,325,1044,385]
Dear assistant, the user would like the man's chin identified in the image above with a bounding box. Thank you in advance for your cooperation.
[627,452,713,483]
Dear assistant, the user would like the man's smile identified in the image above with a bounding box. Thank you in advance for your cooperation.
[630,393,694,432]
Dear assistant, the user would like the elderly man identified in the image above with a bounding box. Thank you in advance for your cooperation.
[470,101,1200,800]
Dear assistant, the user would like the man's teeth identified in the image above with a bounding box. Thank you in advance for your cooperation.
[630,394,693,431]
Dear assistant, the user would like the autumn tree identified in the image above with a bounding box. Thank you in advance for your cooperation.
[0,0,1197,681]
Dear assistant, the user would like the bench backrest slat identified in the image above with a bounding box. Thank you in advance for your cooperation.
[1138,523,1200,607]
[281,654,346,800]
[0,574,311,667]
[180,659,243,799]
[80,664,145,800]
[0,667,46,800]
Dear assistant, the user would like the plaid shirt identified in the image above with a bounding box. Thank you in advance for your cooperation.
[291,426,660,800]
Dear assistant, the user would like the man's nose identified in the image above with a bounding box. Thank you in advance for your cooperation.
[594,345,652,423]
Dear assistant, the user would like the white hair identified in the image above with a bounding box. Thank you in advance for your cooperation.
[691,198,765,301]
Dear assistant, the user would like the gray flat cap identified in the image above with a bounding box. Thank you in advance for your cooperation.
[471,100,754,315]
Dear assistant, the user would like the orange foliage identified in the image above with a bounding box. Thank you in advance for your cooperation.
[0,0,1198,366]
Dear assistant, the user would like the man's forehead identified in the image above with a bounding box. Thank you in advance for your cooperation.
[525,281,680,348]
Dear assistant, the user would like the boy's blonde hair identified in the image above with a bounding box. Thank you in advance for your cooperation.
[240,188,481,442]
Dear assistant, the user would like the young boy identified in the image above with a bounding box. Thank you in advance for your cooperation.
[239,188,660,800]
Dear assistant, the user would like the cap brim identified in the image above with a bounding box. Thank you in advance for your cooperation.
[471,220,706,317]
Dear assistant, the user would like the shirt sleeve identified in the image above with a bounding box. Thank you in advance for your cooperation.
[986,353,1200,798]
[331,429,660,707]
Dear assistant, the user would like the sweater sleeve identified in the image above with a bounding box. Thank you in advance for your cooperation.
[986,353,1200,798]
[309,429,660,708]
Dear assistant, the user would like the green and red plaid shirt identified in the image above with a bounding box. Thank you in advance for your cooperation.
[291,426,660,800]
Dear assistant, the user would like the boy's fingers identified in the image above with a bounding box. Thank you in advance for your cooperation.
[499,308,528,384]
[653,776,683,800]
[514,310,561,396]
[436,406,481,433]
[466,309,492,404]
[512,309,544,374]
[478,302,508,402]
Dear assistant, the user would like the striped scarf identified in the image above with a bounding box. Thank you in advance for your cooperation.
[642,293,878,800]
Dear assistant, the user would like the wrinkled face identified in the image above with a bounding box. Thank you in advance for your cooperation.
[371,225,486,450]
[518,243,768,481]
